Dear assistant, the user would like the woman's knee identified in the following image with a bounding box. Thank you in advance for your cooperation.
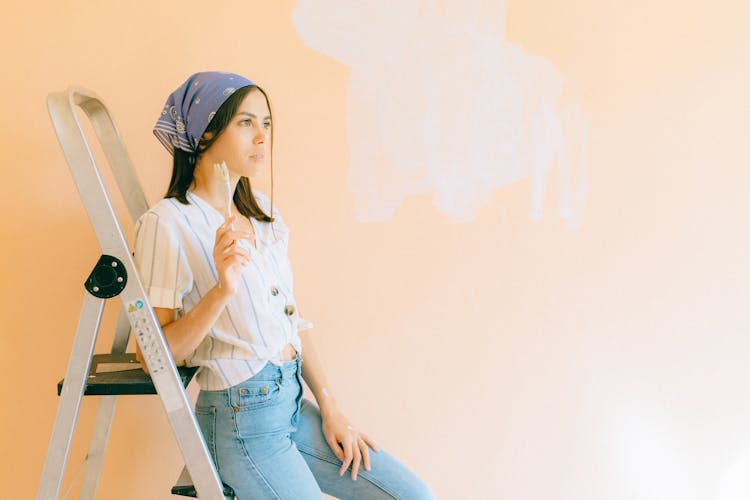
[367,455,434,500]
[402,477,435,500]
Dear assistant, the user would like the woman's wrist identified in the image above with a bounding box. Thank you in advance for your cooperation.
[210,282,234,303]
[319,392,340,418]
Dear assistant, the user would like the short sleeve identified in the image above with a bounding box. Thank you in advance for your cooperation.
[132,211,193,309]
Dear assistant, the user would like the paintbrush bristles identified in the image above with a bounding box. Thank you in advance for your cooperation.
[214,161,233,227]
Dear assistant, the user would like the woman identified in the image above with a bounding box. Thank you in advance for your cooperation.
[133,71,433,499]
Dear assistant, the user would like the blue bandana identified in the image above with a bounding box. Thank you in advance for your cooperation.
[153,71,256,155]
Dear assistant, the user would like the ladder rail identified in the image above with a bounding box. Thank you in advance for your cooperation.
[79,396,117,500]
[38,87,226,500]
[70,89,150,223]
[37,295,104,500]
[79,309,133,499]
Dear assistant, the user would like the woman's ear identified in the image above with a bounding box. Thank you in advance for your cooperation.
[197,131,214,153]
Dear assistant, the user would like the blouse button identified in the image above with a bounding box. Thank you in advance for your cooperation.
[271,286,279,296]
[284,305,295,316]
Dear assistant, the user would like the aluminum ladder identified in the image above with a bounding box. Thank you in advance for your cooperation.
[36,86,232,500]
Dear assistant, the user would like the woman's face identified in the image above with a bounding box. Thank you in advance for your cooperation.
[202,88,271,179]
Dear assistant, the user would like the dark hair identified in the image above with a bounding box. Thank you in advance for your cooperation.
[164,85,275,223]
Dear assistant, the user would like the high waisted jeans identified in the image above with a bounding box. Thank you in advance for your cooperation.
[194,354,434,500]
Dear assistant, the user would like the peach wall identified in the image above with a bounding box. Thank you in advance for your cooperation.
[1,1,749,499]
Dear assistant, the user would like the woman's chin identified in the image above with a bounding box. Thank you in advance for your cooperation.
[243,166,263,179]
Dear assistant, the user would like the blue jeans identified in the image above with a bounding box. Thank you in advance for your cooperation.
[194,354,434,499]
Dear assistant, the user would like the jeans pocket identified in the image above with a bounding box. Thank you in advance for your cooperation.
[236,379,282,410]
[234,380,296,439]
[194,406,219,470]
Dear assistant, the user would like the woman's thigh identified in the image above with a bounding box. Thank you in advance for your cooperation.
[291,398,434,500]
[213,426,323,500]
[196,365,324,499]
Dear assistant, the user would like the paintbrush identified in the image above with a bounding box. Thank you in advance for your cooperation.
[214,161,233,230]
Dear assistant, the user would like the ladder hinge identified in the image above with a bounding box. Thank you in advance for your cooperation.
[85,255,127,298]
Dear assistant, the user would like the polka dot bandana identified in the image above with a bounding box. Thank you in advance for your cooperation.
[153,71,255,155]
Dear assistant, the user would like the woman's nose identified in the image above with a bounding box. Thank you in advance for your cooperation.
[253,128,265,144]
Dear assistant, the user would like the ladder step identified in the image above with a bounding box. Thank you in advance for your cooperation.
[57,353,198,396]
[170,483,235,498]
[171,466,235,498]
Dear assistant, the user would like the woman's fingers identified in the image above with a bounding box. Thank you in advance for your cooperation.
[339,437,354,477]
[218,230,253,252]
[211,216,253,294]
[217,215,237,234]
[325,434,344,462]
[322,421,377,480]
[222,250,251,269]
[350,438,363,480]
[359,437,371,472]
[220,243,251,262]
[215,216,252,243]
[338,434,364,480]
[222,254,250,268]
[359,432,379,452]
[219,245,251,273]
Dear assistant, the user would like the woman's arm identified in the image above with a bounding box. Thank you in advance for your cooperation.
[298,330,339,417]
[135,285,231,371]
[135,215,252,373]
[299,330,379,481]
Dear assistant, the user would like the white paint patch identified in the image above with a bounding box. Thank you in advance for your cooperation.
[719,449,750,500]
[293,1,589,225]
[607,405,695,500]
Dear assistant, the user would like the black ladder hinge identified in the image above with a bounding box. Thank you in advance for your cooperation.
[85,255,127,298]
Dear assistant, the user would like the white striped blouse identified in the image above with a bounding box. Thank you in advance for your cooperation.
[132,189,313,390]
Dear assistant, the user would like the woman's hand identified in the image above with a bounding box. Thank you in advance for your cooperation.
[321,408,380,480]
[212,215,253,296]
